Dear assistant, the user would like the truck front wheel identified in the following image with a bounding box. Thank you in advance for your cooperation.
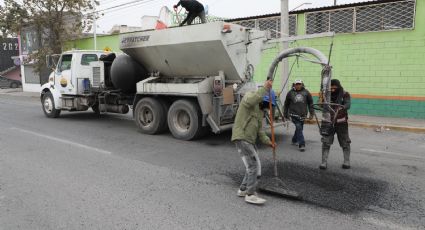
[134,97,167,134]
[42,91,61,118]
[167,99,203,141]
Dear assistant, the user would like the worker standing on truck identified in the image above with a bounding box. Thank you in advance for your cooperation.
[232,79,275,205]
[283,79,315,152]
[174,0,206,26]
[320,79,352,170]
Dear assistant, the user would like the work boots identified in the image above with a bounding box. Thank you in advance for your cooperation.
[319,147,330,170]
[342,146,351,169]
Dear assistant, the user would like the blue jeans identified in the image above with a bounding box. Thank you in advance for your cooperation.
[291,117,305,146]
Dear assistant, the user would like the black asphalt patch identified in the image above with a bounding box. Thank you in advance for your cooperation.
[227,161,391,213]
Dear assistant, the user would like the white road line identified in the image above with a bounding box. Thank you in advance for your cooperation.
[10,127,112,155]
[360,148,425,160]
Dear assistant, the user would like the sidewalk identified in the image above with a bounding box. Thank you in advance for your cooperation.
[2,88,425,133]
[304,113,425,133]
[0,88,39,98]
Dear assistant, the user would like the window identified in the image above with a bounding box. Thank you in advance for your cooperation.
[236,20,255,29]
[306,11,330,34]
[356,0,415,32]
[306,9,354,34]
[59,54,72,72]
[306,0,416,34]
[330,9,354,33]
[289,15,297,36]
[81,54,98,66]
[259,18,278,38]
[232,15,297,39]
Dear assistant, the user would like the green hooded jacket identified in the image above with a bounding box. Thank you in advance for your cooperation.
[231,87,271,145]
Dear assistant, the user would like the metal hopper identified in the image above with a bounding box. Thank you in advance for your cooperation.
[119,21,267,82]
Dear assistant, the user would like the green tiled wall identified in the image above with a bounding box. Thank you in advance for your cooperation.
[312,96,425,119]
[65,34,120,52]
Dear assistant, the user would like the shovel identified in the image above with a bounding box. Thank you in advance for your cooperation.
[258,90,301,200]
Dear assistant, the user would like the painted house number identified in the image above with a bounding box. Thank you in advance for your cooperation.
[2,43,19,51]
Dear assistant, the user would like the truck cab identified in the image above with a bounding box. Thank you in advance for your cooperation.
[40,50,108,117]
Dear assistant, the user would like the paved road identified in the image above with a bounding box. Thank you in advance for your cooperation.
[0,95,424,230]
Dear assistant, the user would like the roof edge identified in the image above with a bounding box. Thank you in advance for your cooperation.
[225,0,409,22]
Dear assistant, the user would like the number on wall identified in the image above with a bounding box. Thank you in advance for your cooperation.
[1,42,19,51]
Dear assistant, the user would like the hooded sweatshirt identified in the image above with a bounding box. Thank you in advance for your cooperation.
[283,86,314,119]
[330,79,351,123]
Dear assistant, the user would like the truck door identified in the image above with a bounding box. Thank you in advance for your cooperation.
[55,54,73,94]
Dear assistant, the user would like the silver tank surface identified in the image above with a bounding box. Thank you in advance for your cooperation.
[119,22,267,81]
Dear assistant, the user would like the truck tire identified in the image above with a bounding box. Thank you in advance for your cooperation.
[92,103,100,115]
[42,91,61,118]
[167,99,204,141]
[157,98,170,132]
[134,97,167,134]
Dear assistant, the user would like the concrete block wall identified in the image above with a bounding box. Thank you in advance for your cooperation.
[254,1,425,119]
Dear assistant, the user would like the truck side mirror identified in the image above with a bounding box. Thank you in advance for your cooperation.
[46,55,53,69]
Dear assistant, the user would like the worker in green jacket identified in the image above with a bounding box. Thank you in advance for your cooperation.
[231,79,274,205]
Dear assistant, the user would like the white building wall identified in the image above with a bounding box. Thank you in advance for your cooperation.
[21,63,41,92]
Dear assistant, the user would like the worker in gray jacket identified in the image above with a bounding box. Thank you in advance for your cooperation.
[283,79,315,152]
[320,79,352,170]
[174,0,206,26]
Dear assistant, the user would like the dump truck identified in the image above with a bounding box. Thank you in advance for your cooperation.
[40,21,332,141]
[41,22,267,140]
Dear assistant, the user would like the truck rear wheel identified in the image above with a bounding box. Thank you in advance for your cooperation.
[42,91,61,118]
[167,99,204,141]
[134,97,167,134]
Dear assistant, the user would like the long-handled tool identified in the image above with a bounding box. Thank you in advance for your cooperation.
[258,89,300,199]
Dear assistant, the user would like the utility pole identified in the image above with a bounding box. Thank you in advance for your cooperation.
[92,0,97,50]
[334,0,337,6]
[280,0,289,100]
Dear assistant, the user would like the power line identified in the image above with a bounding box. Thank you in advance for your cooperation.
[98,0,163,16]
[96,0,158,13]
[49,0,158,18]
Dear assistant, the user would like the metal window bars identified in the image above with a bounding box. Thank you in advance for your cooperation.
[172,13,298,39]
[231,15,297,38]
[306,0,416,34]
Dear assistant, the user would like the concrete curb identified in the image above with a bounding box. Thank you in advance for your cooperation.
[305,119,425,134]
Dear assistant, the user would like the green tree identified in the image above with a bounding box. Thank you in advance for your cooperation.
[0,0,98,73]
